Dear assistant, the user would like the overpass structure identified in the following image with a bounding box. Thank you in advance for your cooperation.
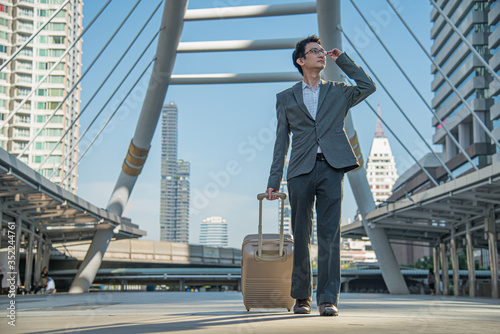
[0,0,498,299]
[0,148,145,292]
[343,161,500,298]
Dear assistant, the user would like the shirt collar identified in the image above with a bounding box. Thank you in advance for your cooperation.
[302,81,320,91]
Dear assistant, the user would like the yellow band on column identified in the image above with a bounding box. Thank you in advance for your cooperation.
[129,140,150,157]
[122,161,143,176]
[349,132,364,170]
[121,140,151,176]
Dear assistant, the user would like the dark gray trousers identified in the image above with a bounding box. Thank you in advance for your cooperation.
[287,159,344,306]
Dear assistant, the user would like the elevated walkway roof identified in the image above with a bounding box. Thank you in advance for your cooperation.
[342,161,500,247]
[0,148,145,247]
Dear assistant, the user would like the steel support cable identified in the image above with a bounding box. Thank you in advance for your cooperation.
[48,30,160,180]
[342,29,455,181]
[18,0,143,159]
[0,0,112,130]
[430,0,500,84]
[0,0,70,73]
[351,0,500,151]
[58,59,154,184]
[36,0,160,172]
[38,0,163,171]
[345,77,439,187]
[351,0,482,169]
[428,0,500,149]
[387,0,478,172]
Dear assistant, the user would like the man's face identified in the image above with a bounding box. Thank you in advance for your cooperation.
[298,42,326,73]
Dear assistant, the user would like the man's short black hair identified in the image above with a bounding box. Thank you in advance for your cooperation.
[292,35,322,76]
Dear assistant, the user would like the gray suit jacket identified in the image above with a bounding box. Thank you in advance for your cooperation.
[267,53,376,191]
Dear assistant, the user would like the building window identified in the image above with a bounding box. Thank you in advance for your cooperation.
[16,128,30,137]
[19,8,34,17]
[39,0,66,4]
[16,74,32,84]
[38,9,65,18]
[0,45,6,54]
[17,60,32,70]
[16,87,30,96]
[45,155,61,163]
[474,2,490,11]
[37,75,64,84]
[18,20,34,31]
[19,48,33,57]
[44,22,65,31]
[16,115,30,123]
[0,18,8,27]
[0,32,7,40]
[38,62,64,71]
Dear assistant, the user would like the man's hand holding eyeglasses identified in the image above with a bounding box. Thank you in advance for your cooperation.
[326,49,342,62]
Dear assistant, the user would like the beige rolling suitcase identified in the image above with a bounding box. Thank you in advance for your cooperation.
[241,192,294,312]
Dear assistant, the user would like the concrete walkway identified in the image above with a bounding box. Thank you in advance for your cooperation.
[1,292,499,333]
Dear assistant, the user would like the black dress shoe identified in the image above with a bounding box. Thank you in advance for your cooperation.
[319,303,339,316]
[293,297,312,314]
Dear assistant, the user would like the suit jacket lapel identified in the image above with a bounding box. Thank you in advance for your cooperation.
[316,80,329,116]
[292,82,314,120]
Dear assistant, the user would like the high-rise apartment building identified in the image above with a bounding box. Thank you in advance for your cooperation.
[279,159,317,245]
[160,102,190,243]
[366,104,398,205]
[199,216,228,247]
[489,2,500,161]
[390,1,498,201]
[0,0,83,193]
[431,1,497,175]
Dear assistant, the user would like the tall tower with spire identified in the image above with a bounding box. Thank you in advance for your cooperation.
[365,104,398,205]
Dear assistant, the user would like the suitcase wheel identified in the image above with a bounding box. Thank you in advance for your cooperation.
[246,308,250,312]
[287,308,291,312]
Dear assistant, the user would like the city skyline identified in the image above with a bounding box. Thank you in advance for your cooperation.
[71,1,437,248]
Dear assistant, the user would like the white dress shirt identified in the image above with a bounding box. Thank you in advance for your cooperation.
[302,81,322,153]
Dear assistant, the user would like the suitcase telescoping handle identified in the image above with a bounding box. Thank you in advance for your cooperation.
[256,192,287,259]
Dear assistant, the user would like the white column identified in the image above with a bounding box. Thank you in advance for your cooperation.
[466,221,476,297]
[433,246,441,296]
[316,0,408,294]
[42,243,50,271]
[14,215,22,287]
[69,0,189,293]
[450,235,460,297]
[24,223,35,292]
[33,231,43,288]
[486,211,498,298]
[440,242,449,296]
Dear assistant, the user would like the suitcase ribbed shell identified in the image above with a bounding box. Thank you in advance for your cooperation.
[241,233,294,311]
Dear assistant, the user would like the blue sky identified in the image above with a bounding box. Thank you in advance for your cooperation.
[75,0,435,248]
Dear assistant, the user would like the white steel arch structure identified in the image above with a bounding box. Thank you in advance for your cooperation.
[68,0,409,294]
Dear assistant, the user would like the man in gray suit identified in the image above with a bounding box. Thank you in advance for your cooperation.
[266,36,375,316]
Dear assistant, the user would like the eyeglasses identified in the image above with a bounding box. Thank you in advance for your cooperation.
[304,48,326,56]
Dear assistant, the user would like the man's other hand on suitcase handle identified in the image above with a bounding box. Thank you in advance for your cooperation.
[266,188,279,200]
